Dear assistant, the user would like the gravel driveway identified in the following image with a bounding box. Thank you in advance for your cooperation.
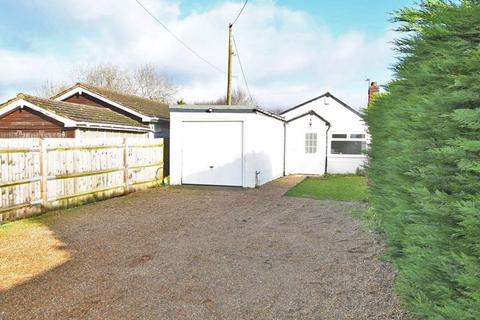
[0,176,404,320]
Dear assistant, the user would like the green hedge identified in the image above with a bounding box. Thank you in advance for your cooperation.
[366,1,480,319]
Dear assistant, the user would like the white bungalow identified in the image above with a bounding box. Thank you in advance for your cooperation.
[282,92,368,175]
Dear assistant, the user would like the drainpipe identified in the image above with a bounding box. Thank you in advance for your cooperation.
[283,121,287,176]
[324,123,331,175]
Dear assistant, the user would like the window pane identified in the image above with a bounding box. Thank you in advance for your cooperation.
[305,133,317,154]
[350,134,365,139]
[332,134,347,139]
[331,141,366,155]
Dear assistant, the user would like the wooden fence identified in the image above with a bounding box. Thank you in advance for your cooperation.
[0,138,164,222]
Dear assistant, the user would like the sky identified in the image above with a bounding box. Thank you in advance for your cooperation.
[0,0,416,110]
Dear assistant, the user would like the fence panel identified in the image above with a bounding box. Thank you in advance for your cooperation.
[128,139,164,186]
[45,138,125,202]
[0,138,164,222]
[0,139,41,217]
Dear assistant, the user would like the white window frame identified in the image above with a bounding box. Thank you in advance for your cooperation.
[305,132,318,154]
[330,132,367,157]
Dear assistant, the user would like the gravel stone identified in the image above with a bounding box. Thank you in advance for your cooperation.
[0,176,405,320]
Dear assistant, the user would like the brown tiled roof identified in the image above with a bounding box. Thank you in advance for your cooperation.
[53,83,170,120]
[4,94,149,129]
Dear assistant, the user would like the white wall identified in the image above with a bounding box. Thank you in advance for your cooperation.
[249,113,285,186]
[169,110,284,188]
[283,95,368,174]
[285,115,328,175]
[327,156,366,174]
[169,112,184,186]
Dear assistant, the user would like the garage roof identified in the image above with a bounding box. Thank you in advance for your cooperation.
[170,105,285,121]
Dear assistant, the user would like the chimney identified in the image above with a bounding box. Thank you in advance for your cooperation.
[368,81,380,106]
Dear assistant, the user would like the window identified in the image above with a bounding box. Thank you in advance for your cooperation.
[331,141,367,155]
[305,133,317,154]
[331,133,367,155]
[350,134,365,139]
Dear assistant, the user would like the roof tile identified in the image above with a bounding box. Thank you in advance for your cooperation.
[54,83,170,119]
[9,94,149,129]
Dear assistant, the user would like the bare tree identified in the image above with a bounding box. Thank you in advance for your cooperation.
[196,87,257,106]
[76,64,128,92]
[37,64,178,103]
[36,80,68,98]
[130,64,178,102]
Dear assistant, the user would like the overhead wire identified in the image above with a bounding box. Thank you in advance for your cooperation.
[232,34,255,105]
[134,0,255,102]
[134,0,225,74]
[231,0,249,26]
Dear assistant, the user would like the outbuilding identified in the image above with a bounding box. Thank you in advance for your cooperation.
[0,93,151,138]
[169,105,285,188]
[53,83,170,138]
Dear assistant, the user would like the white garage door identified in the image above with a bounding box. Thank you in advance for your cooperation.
[181,121,243,186]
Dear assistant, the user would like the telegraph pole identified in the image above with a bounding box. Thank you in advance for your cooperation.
[226,23,233,105]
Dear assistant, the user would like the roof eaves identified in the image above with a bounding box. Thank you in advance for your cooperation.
[15,94,149,130]
[280,92,362,117]
[53,85,154,122]
[50,84,80,100]
[0,95,77,127]
[327,94,362,117]
[286,110,331,125]
[280,92,330,115]
[170,105,284,121]
[254,108,285,121]
[75,122,152,132]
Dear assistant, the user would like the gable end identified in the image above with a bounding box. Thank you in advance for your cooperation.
[54,87,155,122]
[286,110,331,125]
[281,92,362,118]
[63,93,144,122]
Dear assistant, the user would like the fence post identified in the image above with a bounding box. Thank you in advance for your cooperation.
[123,138,129,192]
[39,138,48,207]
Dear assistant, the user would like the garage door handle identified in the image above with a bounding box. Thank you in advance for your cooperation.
[209,166,214,169]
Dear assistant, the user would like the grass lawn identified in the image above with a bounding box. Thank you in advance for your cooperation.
[0,211,72,291]
[287,175,367,202]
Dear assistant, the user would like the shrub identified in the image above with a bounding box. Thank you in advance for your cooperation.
[366,1,480,319]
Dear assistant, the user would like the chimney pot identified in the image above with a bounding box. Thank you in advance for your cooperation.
[368,82,380,106]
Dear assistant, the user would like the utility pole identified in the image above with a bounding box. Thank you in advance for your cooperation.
[226,23,233,105]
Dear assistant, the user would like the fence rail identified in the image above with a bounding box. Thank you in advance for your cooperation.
[0,138,164,222]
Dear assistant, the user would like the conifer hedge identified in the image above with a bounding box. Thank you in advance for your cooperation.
[366,1,480,318]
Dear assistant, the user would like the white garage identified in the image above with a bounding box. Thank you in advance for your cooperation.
[169,105,285,188]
